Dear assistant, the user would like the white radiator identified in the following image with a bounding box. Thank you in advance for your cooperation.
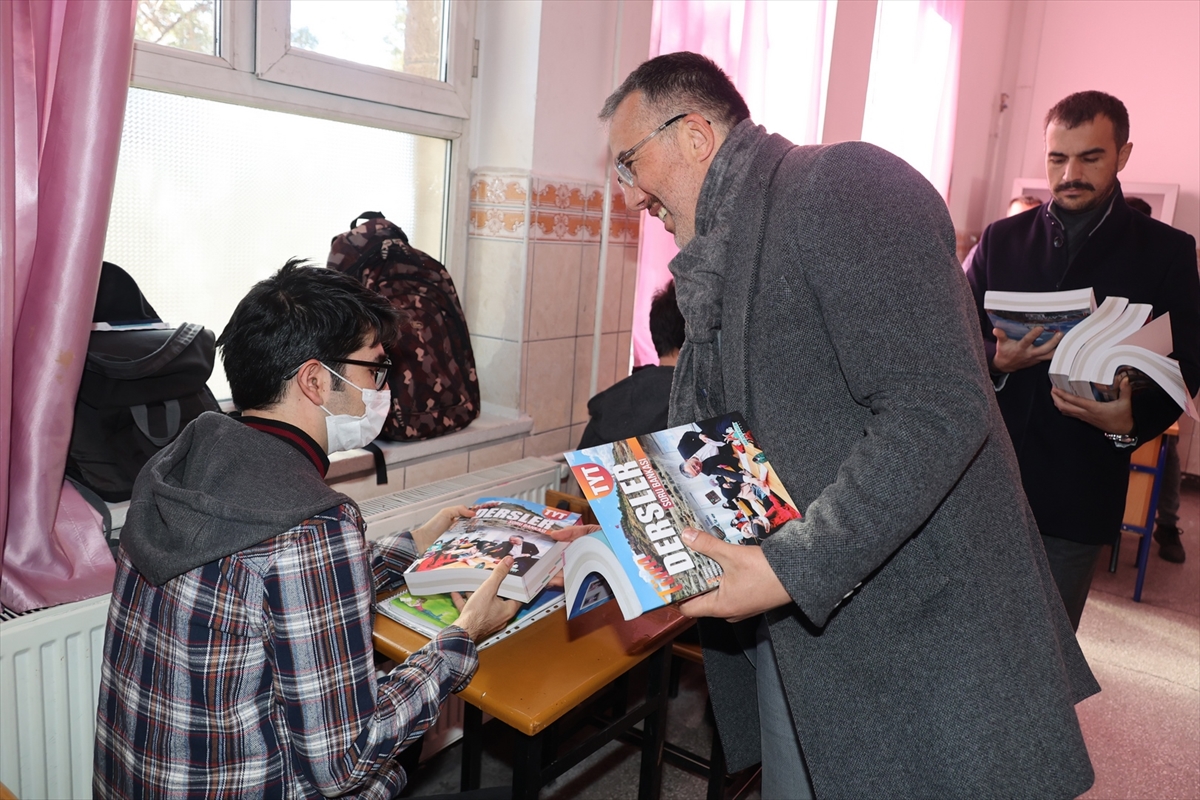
[0,456,565,798]
[0,594,110,800]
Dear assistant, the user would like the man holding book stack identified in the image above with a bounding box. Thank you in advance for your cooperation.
[966,91,1200,630]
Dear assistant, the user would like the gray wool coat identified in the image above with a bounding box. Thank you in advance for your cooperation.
[671,124,1099,799]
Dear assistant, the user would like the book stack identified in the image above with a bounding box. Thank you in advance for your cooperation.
[983,288,1196,419]
[1048,298,1195,418]
[984,288,1096,346]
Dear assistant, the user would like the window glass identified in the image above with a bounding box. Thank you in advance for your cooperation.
[290,0,445,81]
[103,88,449,400]
[136,0,217,55]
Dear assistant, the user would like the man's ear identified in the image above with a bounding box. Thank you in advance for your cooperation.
[681,113,718,166]
[1116,141,1133,172]
[293,359,329,407]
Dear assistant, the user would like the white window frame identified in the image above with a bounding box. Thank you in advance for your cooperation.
[126,0,475,283]
[256,0,472,120]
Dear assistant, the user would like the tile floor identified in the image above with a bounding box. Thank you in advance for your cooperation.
[402,482,1200,799]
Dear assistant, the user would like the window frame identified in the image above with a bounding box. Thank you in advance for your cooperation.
[255,0,472,120]
[126,0,474,284]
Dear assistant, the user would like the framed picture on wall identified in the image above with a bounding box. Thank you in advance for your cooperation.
[1010,179,1179,225]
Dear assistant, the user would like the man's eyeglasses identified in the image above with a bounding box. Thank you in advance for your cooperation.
[614,113,688,187]
[324,357,392,390]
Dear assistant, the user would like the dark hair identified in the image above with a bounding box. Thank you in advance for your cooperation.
[1125,195,1152,216]
[648,280,685,358]
[1010,195,1042,209]
[599,52,750,135]
[1044,91,1130,149]
[217,258,398,411]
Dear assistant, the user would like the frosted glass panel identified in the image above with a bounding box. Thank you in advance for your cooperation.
[103,88,448,400]
[290,0,445,81]
[136,0,216,55]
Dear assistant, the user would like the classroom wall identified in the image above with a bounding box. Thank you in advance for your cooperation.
[946,0,1200,243]
[464,0,653,457]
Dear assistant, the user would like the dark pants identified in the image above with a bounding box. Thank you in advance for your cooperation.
[1041,534,1103,631]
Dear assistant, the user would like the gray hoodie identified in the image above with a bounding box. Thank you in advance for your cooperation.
[122,412,350,586]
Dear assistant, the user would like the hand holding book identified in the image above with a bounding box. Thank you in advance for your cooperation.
[450,556,522,642]
[1049,373,1135,436]
[992,325,1063,373]
[674,527,792,623]
[410,504,476,554]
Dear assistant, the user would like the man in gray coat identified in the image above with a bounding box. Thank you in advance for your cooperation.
[600,52,1098,799]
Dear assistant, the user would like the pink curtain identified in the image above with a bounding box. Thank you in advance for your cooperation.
[860,0,965,198]
[630,0,835,366]
[1,0,137,611]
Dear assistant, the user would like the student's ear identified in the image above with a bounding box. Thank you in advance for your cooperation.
[293,359,329,407]
[1116,141,1133,172]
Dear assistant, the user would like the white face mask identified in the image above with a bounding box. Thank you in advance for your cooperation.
[319,363,390,453]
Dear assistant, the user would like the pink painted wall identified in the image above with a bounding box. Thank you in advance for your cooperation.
[531,0,654,183]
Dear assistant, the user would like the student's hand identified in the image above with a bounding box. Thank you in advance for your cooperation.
[546,524,602,543]
[1051,375,1135,434]
[412,505,474,554]
[452,557,521,642]
[991,327,1062,373]
[676,528,792,623]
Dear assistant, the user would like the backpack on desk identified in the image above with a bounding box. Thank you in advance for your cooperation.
[327,212,480,441]
[66,262,220,502]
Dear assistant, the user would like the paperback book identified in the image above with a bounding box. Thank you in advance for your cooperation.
[984,287,1096,346]
[402,497,581,603]
[562,413,802,621]
[378,585,565,650]
[1047,297,1197,420]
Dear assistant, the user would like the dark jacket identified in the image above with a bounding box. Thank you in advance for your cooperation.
[672,122,1097,799]
[966,188,1200,545]
[577,365,674,448]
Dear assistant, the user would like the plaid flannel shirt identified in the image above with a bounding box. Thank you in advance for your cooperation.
[94,503,476,799]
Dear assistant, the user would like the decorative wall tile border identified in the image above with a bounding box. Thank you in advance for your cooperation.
[468,171,640,244]
[468,172,530,240]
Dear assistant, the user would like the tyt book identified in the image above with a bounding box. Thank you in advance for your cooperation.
[402,497,581,603]
[377,585,565,650]
[562,413,802,621]
[984,287,1096,346]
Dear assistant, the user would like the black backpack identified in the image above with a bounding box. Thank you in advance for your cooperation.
[327,212,480,441]
[66,262,220,502]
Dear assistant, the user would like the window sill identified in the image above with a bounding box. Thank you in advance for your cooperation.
[106,410,533,531]
[326,411,533,482]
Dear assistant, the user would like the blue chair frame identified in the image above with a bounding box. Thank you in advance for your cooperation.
[1113,434,1172,602]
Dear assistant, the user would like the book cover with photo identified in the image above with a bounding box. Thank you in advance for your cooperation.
[562,413,802,621]
[402,497,580,603]
[984,287,1096,346]
[377,585,565,650]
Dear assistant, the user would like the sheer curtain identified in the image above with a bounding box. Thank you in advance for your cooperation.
[1,0,137,611]
[860,0,964,198]
[631,0,836,367]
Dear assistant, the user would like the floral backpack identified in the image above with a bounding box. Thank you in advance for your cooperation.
[327,212,480,440]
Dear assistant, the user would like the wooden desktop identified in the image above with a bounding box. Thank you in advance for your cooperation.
[374,595,693,799]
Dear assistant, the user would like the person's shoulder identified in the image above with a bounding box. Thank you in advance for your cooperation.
[1124,203,1196,250]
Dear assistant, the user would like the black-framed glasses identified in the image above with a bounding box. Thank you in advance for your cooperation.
[614,113,688,187]
[324,357,392,390]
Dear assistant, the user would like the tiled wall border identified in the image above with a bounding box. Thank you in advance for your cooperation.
[468,171,641,244]
[468,173,530,241]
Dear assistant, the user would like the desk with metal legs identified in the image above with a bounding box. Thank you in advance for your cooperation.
[374,601,692,800]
